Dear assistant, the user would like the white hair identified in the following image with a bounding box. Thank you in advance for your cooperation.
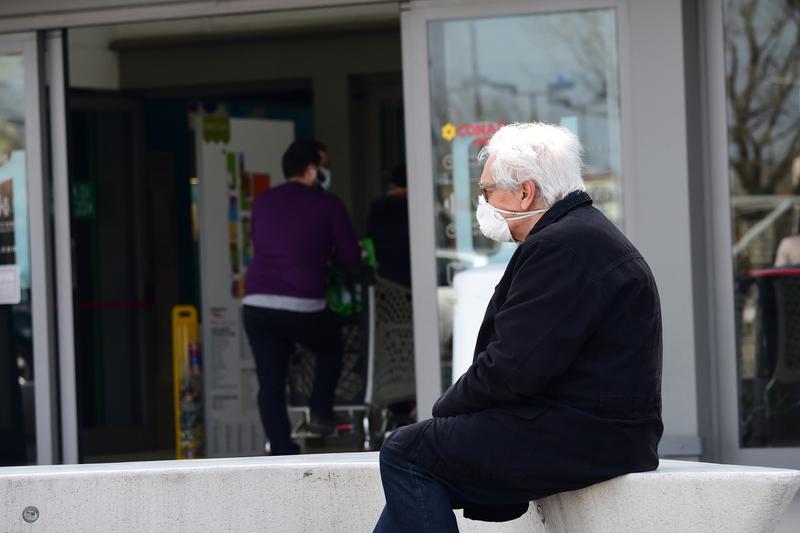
[478,122,585,208]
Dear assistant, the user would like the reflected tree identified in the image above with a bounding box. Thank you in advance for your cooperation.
[725,0,800,196]
[549,11,613,110]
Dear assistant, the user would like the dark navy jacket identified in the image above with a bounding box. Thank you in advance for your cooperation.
[382,191,663,521]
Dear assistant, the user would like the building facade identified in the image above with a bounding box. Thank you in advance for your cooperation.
[0,0,797,472]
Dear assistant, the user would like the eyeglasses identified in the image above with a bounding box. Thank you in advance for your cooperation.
[479,183,499,202]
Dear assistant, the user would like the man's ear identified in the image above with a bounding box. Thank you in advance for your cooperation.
[305,163,317,180]
[520,180,537,210]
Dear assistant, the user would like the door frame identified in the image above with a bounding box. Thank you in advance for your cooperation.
[402,0,704,461]
[401,0,638,419]
[0,31,60,464]
[701,0,800,468]
[46,29,79,465]
[5,0,703,462]
[67,94,155,458]
[0,1,397,34]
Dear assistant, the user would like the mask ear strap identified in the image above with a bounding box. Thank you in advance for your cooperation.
[505,209,547,221]
[477,195,547,219]
[491,204,548,218]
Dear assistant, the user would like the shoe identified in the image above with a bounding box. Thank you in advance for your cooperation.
[306,410,336,436]
[266,441,301,455]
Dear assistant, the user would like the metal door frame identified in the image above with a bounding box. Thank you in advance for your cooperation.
[701,0,800,468]
[401,0,704,463]
[0,31,61,464]
[46,29,79,465]
[2,0,703,462]
[401,0,637,419]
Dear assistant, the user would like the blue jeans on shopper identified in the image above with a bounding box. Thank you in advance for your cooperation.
[373,448,532,532]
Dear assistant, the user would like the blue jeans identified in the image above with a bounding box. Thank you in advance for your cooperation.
[373,448,532,532]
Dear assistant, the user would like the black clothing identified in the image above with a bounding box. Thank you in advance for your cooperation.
[382,191,663,521]
[366,194,411,286]
[243,305,343,455]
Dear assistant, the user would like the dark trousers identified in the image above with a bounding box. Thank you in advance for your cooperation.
[373,449,532,532]
[243,305,343,455]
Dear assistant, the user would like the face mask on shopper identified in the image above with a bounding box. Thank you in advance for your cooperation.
[476,195,547,243]
[317,167,332,190]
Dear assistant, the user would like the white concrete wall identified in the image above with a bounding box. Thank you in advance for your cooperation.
[626,0,701,457]
[68,27,120,90]
[1,453,799,532]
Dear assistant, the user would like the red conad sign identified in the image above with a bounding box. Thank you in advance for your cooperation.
[441,121,506,142]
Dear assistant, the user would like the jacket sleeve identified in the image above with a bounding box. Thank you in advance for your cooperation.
[433,238,597,417]
[331,197,362,267]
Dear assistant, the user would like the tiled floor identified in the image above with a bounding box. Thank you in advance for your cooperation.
[776,494,800,533]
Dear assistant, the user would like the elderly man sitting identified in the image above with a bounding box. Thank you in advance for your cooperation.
[373,122,663,532]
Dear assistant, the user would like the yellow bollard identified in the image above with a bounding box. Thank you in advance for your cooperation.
[172,305,203,459]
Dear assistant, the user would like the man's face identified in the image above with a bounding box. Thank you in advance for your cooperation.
[478,157,523,214]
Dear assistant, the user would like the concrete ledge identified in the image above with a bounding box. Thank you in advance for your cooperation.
[2,452,799,532]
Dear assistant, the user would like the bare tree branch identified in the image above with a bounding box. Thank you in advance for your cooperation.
[725,0,800,195]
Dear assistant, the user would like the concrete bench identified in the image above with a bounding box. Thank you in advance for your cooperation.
[1,452,798,532]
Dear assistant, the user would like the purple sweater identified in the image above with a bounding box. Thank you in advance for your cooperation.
[244,182,361,300]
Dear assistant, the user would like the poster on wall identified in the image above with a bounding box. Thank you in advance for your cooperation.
[0,149,26,305]
[196,115,294,457]
[0,178,15,264]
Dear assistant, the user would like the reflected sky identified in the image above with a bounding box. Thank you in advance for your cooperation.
[430,9,620,176]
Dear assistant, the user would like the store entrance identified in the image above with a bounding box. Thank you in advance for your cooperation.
[67,5,409,462]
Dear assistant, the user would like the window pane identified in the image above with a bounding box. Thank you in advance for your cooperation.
[0,53,35,466]
[723,0,800,448]
[427,9,623,389]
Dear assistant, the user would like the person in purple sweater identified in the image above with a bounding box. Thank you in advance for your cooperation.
[243,140,361,455]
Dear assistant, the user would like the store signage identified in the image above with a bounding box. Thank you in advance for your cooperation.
[0,265,20,304]
[0,175,19,304]
[0,178,14,264]
[440,121,506,142]
[72,181,96,220]
[203,115,231,143]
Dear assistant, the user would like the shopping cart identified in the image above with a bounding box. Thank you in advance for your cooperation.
[286,271,416,451]
[364,275,416,448]
[286,265,372,448]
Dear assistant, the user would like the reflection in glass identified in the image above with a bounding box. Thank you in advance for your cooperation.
[427,10,623,390]
[724,0,800,448]
[0,54,35,465]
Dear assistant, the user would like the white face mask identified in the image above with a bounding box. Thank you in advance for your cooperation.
[317,168,332,190]
[476,195,547,243]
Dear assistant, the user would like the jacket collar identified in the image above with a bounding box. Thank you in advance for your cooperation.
[527,190,592,237]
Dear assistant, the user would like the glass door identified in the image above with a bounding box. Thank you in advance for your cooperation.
[0,32,59,465]
[709,0,800,469]
[402,0,631,418]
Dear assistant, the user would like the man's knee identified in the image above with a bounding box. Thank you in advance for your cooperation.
[378,444,398,469]
[378,445,413,484]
